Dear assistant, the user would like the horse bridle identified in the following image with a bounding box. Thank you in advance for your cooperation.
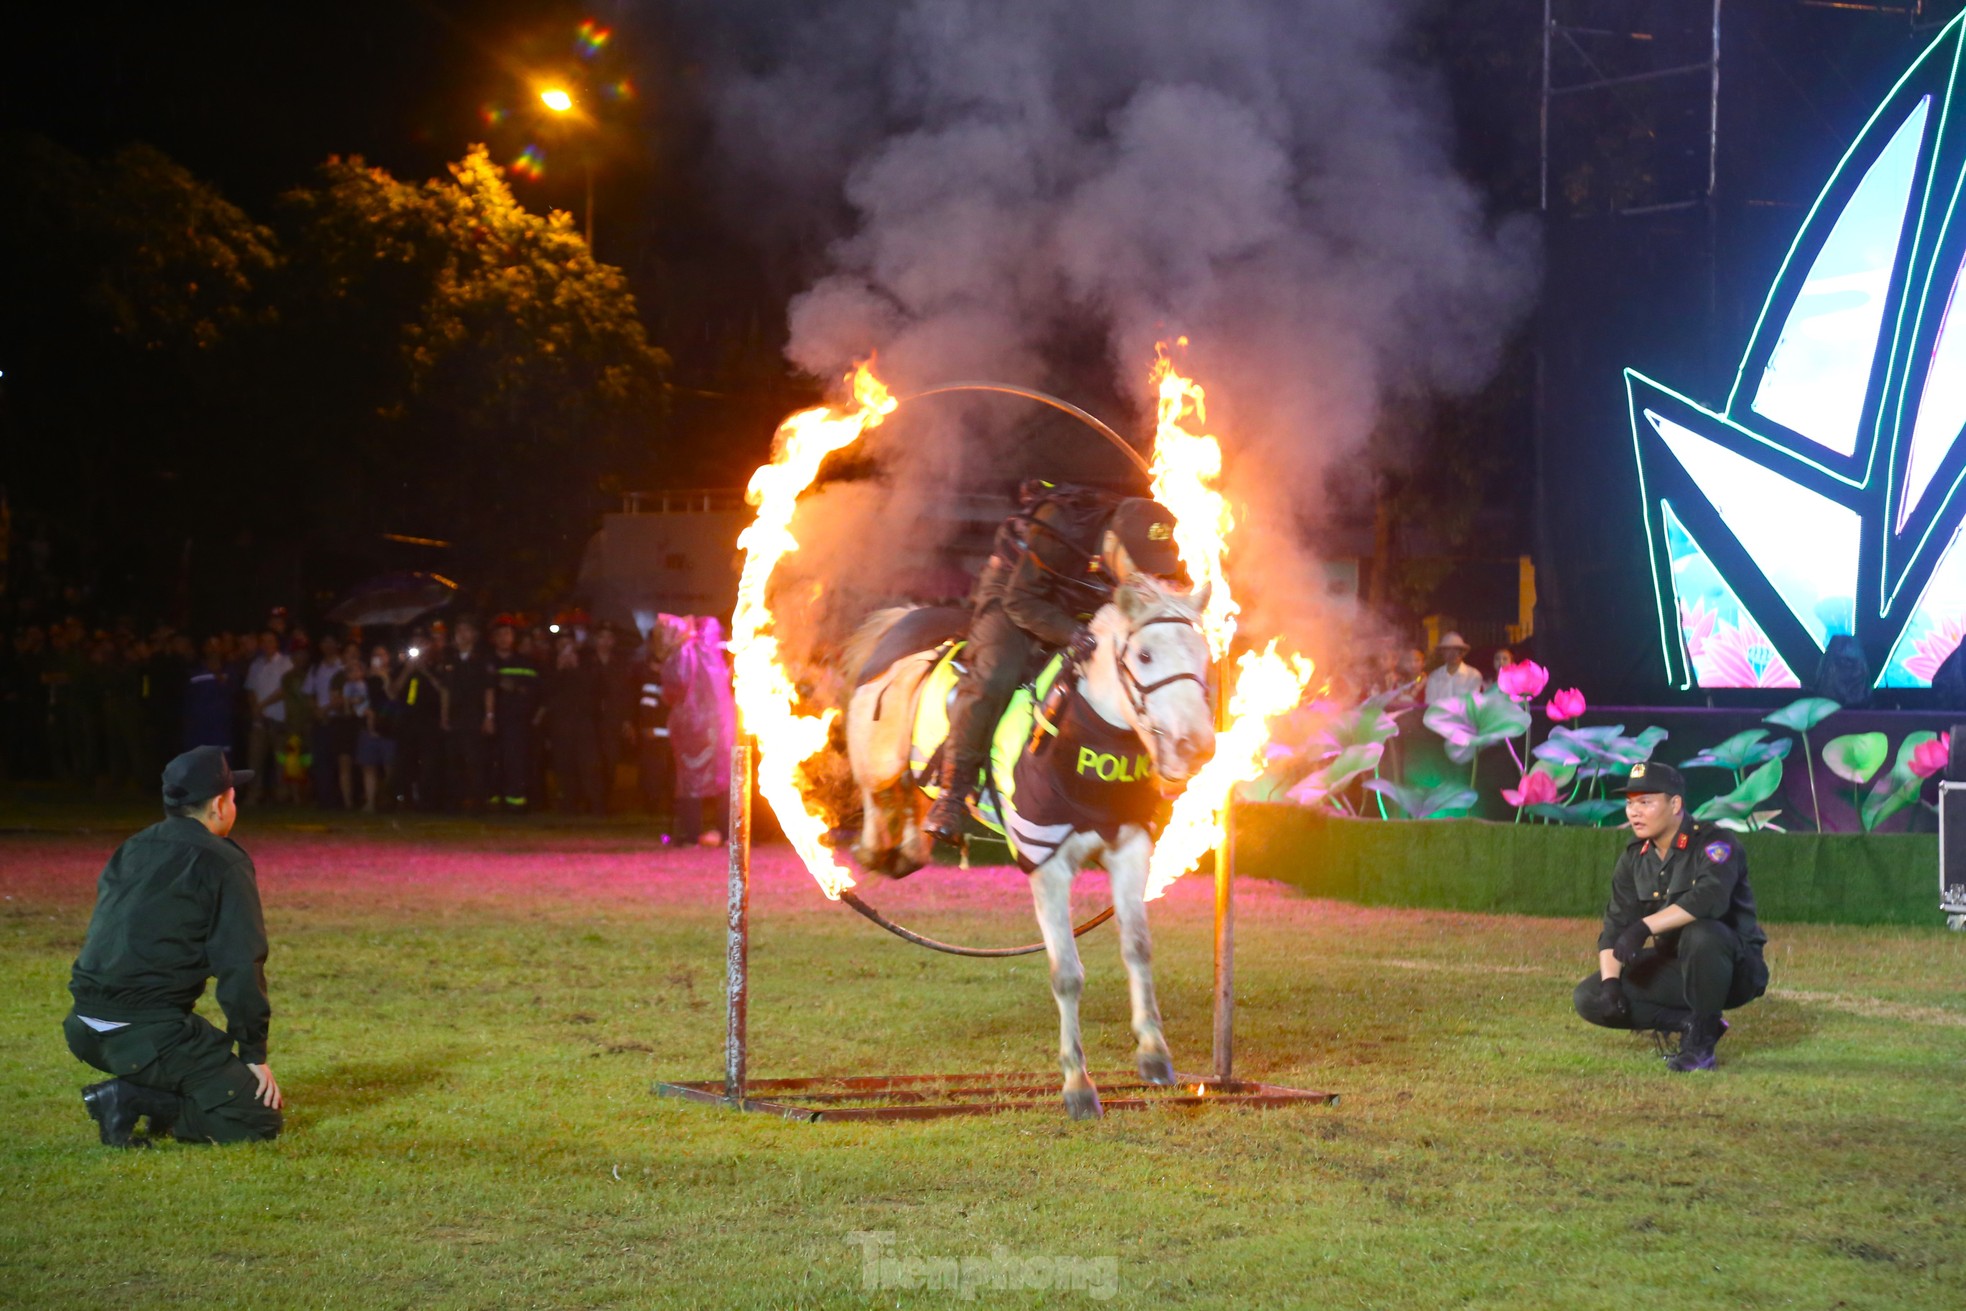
[1110,614,1211,738]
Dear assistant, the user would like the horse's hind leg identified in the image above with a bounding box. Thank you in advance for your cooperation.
[1031,838,1100,1119]
[1108,828,1174,1085]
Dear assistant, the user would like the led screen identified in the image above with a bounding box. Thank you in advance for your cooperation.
[1627,16,1966,692]
[1662,503,1802,689]
[1750,98,1927,456]
[1900,249,1966,528]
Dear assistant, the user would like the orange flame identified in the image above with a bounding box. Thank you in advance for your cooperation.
[1143,343,1314,901]
[1149,340,1238,659]
[1146,639,1314,900]
[730,363,896,898]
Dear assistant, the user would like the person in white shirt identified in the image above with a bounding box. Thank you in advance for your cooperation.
[242,631,292,804]
[1424,632,1483,706]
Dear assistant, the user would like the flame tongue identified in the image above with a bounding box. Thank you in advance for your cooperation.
[1146,639,1315,900]
[730,364,896,898]
[1149,343,1239,659]
[1142,343,1314,901]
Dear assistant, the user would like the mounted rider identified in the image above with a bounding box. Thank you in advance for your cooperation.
[923,482,1185,843]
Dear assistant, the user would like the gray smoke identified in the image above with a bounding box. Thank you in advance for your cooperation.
[680,0,1538,660]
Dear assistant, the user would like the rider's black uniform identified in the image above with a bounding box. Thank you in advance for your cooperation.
[929,486,1178,838]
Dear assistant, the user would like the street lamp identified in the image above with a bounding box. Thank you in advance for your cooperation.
[537,87,593,247]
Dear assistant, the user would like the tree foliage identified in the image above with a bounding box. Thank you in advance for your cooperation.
[0,137,671,615]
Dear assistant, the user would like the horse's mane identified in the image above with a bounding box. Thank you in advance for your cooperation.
[841,605,922,686]
[1090,576,1204,644]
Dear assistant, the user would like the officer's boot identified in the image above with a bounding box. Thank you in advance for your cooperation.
[1665,1012,1728,1072]
[83,1079,184,1146]
[82,1080,142,1147]
[922,754,969,844]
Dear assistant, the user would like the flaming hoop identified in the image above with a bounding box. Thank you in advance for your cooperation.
[731,345,1313,904]
[729,365,896,899]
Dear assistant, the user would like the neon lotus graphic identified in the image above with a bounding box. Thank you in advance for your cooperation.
[1631,13,1966,690]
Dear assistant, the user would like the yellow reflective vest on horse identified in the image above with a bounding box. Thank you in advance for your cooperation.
[909,646,1167,871]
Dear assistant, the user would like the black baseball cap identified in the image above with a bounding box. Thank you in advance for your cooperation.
[1110,498,1181,576]
[162,746,251,808]
[1615,761,1685,797]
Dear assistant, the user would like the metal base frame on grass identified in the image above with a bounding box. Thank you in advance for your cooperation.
[654,727,1337,1121]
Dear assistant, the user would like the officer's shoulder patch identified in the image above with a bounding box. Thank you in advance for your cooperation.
[1703,840,1733,863]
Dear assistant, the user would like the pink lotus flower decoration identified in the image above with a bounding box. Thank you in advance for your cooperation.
[1503,769,1560,808]
[1548,687,1587,722]
[1497,659,1550,701]
[1911,732,1951,779]
[1906,618,1966,685]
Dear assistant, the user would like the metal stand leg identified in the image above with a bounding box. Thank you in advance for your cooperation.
[725,739,753,1103]
[1212,809,1234,1083]
[1211,663,1234,1083]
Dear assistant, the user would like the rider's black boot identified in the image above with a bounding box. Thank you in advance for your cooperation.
[922,756,969,843]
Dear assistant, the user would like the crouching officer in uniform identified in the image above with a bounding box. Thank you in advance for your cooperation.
[63,746,284,1146]
[1573,762,1770,1071]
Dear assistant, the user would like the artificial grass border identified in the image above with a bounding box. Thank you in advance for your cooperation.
[1234,803,1940,926]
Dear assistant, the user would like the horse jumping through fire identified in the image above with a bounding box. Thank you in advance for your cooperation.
[841,575,1215,1118]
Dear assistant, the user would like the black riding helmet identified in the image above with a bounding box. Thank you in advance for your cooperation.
[1108,498,1182,578]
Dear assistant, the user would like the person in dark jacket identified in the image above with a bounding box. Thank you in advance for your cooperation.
[439,616,495,812]
[63,746,284,1146]
[591,623,635,813]
[924,486,1183,843]
[1572,762,1771,1071]
[488,617,540,811]
[543,632,605,814]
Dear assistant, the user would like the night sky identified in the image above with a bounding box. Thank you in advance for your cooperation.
[4,1,1955,692]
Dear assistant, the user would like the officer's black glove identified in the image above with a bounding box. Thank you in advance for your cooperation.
[1611,920,1651,966]
[1598,975,1630,1023]
[1066,626,1099,666]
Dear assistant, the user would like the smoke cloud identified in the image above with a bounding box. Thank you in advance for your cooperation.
[674,0,1538,661]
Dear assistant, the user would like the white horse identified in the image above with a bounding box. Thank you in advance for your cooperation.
[842,576,1216,1118]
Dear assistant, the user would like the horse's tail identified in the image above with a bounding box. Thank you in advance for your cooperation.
[841,606,922,688]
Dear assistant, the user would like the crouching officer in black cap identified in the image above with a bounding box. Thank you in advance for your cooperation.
[62,746,284,1145]
[1573,761,1770,1071]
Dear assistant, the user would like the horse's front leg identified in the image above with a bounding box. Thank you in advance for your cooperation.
[1030,835,1100,1119]
[1108,827,1174,1085]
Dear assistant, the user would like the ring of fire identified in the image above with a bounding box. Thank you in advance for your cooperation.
[729,345,1316,903]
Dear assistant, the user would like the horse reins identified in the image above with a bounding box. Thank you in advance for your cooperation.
[1112,614,1211,737]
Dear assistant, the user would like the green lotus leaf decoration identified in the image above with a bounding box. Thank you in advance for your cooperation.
[1523,799,1626,826]
[1681,729,1792,772]
[1762,697,1840,733]
[1423,689,1531,765]
[1363,778,1479,820]
[1822,732,1889,786]
[1858,732,1939,833]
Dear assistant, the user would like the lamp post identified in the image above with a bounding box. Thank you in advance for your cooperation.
[539,87,594,249]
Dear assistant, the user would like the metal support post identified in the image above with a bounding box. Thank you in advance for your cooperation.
[1210,662,1234,1083]
[724,738,754,1102]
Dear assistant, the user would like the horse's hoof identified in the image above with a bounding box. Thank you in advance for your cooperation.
[1063,1087,1103,1120]
[1137,1052,1176,1086]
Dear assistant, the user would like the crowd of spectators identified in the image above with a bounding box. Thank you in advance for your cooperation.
[0,605,735,845]
[1326,630,1524,710]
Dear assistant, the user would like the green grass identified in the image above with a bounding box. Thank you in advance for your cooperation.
[2,794,1963,1309]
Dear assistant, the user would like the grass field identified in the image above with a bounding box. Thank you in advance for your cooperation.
[3,794,1964,1309]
